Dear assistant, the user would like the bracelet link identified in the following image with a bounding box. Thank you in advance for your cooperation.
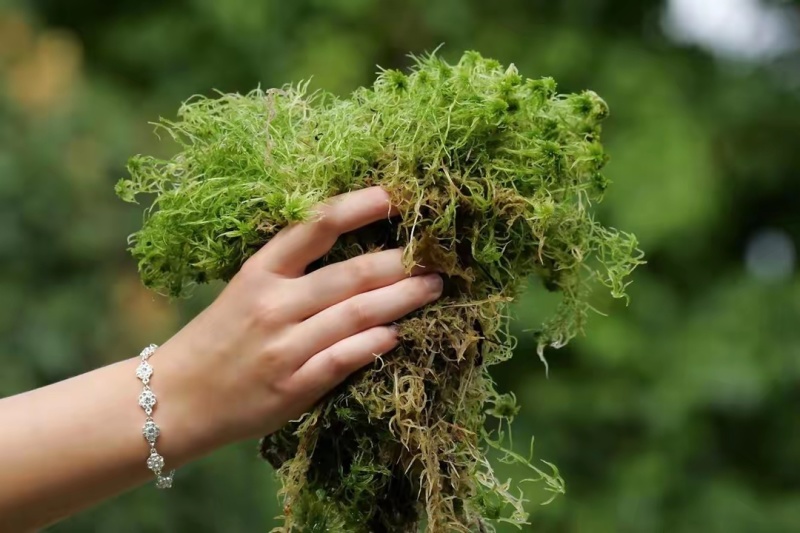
[136,344,174,489]
[155,471,175,489]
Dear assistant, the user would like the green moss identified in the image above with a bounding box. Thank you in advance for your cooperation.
[117,51,644,532]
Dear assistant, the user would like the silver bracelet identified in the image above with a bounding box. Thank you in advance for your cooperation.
[135,344,175,489]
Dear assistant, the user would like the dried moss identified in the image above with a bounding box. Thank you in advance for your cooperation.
[117,51,644,532]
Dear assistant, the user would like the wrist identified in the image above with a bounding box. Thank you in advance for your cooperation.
[143,338,228,468]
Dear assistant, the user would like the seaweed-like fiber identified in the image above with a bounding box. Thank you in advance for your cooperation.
[118,51,643,532]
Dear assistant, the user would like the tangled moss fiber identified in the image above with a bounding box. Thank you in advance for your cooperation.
[118,51,643,531]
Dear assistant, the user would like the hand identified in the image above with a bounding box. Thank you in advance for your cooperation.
[155,187,442,463]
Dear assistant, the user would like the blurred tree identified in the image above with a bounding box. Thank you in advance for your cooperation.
[1,0,799,531]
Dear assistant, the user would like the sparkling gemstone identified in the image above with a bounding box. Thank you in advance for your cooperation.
[156,472,174,489]
[136,361,153,383]
[138,390,157,412]
[147,452,165,473]
[142,420,160,443]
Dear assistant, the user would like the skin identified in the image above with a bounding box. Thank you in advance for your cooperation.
[0,187,443,532]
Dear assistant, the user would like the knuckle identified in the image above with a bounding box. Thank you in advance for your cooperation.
[323,347,351,376]
[264,334,291,361]
[235,256,264,283]
[348,256,374,285]
[253,297,282,327]
[259,339,297,385]
[266,375,293,398]
[310,207,338,236]
[348,300,373,330]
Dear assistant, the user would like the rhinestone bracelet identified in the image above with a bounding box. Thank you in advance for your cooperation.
[136,344,175,489]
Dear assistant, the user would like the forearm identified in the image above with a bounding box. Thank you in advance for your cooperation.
[0,343,215,531]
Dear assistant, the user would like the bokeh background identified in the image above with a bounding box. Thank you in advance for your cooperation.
[1,0,799,531]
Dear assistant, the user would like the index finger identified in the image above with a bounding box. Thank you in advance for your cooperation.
[254,187,399,277]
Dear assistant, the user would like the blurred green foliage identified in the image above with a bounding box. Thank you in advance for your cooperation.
[1,0,798,531]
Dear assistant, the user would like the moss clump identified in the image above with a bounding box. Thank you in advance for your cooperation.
[117,51,644,531]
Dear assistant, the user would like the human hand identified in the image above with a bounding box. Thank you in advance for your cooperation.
[154,187,442,463]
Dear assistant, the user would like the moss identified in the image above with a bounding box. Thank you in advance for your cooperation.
[117,51,644,531]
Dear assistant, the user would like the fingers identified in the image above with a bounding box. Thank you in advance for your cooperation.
[254,187,398,277]
[286,274,443,368]
[292,249,430,319]
[286,326,399,405]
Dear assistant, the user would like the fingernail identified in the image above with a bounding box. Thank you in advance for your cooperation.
[423,274,444,293]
